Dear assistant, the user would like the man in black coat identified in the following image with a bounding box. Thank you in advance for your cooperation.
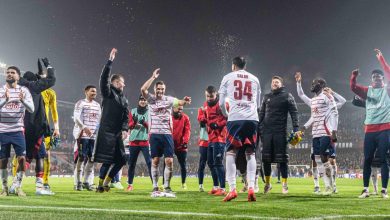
[12,58,56,196]
[258,76,299,195]
[92,48,129,193]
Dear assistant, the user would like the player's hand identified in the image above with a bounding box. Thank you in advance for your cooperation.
[83,127,92,137]
[121,130,129,140]
[182,144,188,149]
[210,122,219,130]
[323,87,334,95]
[5,88,10,102]
[41,57,51,67]
[19,91,25,101]
[300,127,306,133]
[295,72,302,83]
[183,96,191,105]
[109,48,117,61]
[152,68,160,79]
[352,69,359,77]
[331,130,338,143]
[375,48,382,59]
[200,121,206,128]
[138,118,144,125]
[53,129,60,138]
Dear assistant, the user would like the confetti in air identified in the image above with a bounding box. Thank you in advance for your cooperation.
[209,27,241,74]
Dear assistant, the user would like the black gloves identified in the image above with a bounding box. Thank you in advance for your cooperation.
[132,114,138,124]
[210,123,219,130]
[139,118,145,125]
[200,121,206,128]
[41,57,50,67]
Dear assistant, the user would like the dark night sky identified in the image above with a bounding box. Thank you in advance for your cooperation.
[1,0,390,107]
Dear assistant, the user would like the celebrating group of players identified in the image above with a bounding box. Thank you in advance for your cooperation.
[1,47,390,201]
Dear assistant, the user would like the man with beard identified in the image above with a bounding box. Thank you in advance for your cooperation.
[172,106,191,189]
[259,76,299,195]
[300,76,338,195]
[141,68,191,196]
[295,72,346,194]
[93,48,129,193]
[0,66,34,197]
[73,85,101,191]
[12,58,56,195]
[201,85,227,196]
[126,95,151,191]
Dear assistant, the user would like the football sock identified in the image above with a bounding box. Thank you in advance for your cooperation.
[246,153,256,189]
[226,153,237,192]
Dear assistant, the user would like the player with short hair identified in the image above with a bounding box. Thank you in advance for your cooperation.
[295,72,346,194]
[259,76,299,195]
[73,85,101,191]
[93,48,129,193]
[218,56,261,202]
[203,85,228,196]
[141,68,191,196]
[350,49,390,199]
[0,66,34,197]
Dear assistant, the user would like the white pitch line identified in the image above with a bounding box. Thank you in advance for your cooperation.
[0,204,282,220]
[1,205,389,220]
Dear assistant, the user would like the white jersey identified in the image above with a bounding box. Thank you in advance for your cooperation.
[0,85,34,133]
[218,70,261,121]
[147,94,177,134]
[304,92,337,138]
[297,82,345,135]
[73,99,101,140]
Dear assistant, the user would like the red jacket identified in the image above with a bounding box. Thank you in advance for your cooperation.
[197,107,209,147]
[203,101,227,143]
[172,113,191,152]
[350,53,390,133]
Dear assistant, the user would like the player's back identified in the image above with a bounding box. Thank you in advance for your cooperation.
[219,70,261,122]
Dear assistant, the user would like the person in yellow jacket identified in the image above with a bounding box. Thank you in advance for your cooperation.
[41,88,60,191]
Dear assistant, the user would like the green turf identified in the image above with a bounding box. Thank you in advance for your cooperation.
[0,177,389,219]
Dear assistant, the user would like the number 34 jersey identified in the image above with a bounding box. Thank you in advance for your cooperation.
[218,70,261,122]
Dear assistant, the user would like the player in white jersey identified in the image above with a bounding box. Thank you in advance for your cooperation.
[296,72,346,194]
[296,73,339,195]
[218,57,261,202]
[73,85,101,191]
[0,66,34,197]
[141,68,191,196]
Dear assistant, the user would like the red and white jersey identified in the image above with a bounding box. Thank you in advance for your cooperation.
[73,99,101,140]
[304,92,337,138]
[147,94,177,134]
[218,70,261,121]
[0,85,33,133]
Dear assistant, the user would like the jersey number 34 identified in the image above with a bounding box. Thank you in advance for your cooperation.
[234,80,252,101]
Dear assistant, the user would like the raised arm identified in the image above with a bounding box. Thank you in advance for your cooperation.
[19,58,56,93]
[141,68,160,100]
[350,69,368,100]
[323,87,346,109]
[177,96,192,107]
[100,48,117,98]
[218,76,228,117]
[375,49,390,78]
[295,72,311,106]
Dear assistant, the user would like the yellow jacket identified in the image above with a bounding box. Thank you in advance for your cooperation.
[41,88,59,130]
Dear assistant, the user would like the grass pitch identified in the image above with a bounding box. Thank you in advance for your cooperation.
[0,177,389,219]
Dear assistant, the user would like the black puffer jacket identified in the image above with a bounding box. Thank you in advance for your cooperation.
[93,60,129,164]
[258,87,299,135]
